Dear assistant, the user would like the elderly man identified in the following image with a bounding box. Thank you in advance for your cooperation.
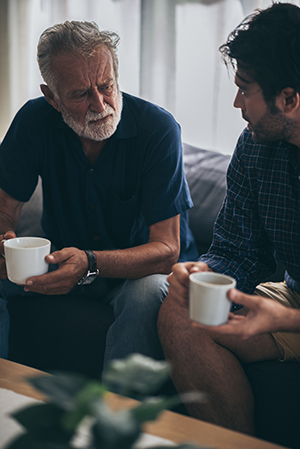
[0,21,197,365]
[158,2,300,437]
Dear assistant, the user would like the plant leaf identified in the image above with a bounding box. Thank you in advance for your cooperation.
[4,432,73,449]
[130,391,206,424]
[26,372,90,410]
[62,382,107,431]
[91,400,141,449]
[179,391,208,406]
[11,403,74,443]
[103,353,171,397]
[130,396,181,423]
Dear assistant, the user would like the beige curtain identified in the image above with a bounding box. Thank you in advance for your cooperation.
[0,0,9,139]
[0,0,140,140]
[1,0,300,153]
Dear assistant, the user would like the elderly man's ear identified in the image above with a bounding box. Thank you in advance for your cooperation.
[40,84,61,112]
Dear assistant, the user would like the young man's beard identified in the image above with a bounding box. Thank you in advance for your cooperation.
[58,90,123,141]
[250,103,298,144]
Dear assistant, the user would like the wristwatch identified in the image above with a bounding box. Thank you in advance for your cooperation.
[77,250,99,286]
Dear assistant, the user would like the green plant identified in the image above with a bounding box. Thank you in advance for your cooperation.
[5,354,211,449]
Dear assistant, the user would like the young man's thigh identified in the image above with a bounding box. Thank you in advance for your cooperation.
[254,281,300,362]
[213,281,300,363]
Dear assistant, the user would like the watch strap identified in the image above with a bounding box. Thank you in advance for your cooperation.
[85,249,98,273]
[77,250,99,285]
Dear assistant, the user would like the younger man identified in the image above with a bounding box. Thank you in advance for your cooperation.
[158,3,300,435]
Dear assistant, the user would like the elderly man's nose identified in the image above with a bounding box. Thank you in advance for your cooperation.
[89,91,106,113]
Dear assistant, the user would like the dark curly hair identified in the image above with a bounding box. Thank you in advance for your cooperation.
[219,2,300,102]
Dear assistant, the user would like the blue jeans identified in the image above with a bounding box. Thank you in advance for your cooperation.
[103,274,169,371]
[1,274,169,367]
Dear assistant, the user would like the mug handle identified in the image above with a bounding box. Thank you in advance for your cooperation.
[1,239,6,258]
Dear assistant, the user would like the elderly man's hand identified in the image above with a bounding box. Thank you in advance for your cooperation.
[0,231,17,279]
[23,247,89,295]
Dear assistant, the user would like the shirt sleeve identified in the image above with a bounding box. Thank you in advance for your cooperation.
[138,108,193,227]
[199,132,277,293]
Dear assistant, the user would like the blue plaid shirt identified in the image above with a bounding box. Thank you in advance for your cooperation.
[199,128,300,294]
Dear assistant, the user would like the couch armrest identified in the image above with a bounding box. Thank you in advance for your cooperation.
[183,143,230,255]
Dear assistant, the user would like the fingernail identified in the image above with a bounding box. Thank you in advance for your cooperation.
[26,280,33,286]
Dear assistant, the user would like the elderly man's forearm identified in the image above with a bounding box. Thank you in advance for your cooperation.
[94,242,178,279]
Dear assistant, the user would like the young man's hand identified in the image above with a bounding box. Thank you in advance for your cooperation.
[192,288,300,338]
[167,261,213,306]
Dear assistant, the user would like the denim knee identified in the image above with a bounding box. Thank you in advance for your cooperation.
[110,274,169,317]
[103,274,169,367]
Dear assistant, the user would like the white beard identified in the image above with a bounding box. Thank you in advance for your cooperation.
[59,90,123,141]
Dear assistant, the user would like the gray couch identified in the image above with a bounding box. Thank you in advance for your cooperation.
[7,143,300,449]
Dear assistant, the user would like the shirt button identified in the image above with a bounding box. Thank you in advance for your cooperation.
[89,169,94,175]
[93,236,100,242]
[89,204,95,211]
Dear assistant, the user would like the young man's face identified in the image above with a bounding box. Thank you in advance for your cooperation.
[233,69,295,144]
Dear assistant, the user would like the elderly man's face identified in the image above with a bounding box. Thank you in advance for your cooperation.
[50,45,122,141]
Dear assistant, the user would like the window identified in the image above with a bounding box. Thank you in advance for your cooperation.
[1,0,299,153]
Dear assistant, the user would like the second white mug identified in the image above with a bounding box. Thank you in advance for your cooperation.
[189,271,236,326]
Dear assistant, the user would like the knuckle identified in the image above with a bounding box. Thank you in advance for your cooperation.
[167,272,173,283]
[40,284,49,294]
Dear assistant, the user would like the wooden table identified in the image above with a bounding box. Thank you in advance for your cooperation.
[0,358,287,449]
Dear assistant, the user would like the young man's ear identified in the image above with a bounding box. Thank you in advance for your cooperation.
[40,84,61,112]
[279,87,300,113]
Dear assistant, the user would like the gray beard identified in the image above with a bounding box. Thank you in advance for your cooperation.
[59,91,123,141]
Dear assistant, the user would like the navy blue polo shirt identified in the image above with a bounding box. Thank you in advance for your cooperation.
[0,93,197,262]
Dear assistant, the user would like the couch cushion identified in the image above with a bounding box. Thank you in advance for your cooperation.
[243,361,300,448]
[183,143,231,255]
[8,294,114,378]
[16,177,43,237]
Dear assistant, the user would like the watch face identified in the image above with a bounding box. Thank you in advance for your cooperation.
[80,274,97,285]
[77,271,98,286]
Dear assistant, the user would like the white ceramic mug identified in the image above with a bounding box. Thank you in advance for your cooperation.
[189,271,236,326]
[3,237,51,285]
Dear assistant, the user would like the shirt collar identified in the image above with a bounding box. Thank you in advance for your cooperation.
[111,92,137,140]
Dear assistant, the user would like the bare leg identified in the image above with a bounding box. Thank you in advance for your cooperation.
[157,294,282,436]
